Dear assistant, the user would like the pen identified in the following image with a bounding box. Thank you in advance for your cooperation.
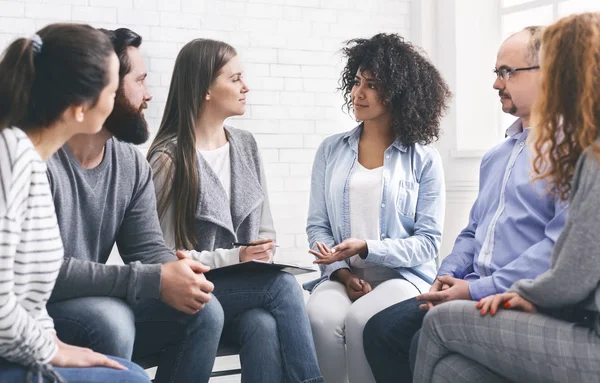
[232,242,280,247]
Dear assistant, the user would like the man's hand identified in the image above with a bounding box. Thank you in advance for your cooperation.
[240,239,275,262]
[310,239,368,265]
[419,277,444,311]
[160,258,214,314]
[416,275,471,310]
[333,269,372,302]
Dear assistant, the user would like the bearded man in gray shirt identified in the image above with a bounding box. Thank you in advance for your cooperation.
[45,28,223,383]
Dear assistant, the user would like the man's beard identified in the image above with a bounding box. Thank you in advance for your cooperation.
[104,89,149,145]
[499,90,518,115]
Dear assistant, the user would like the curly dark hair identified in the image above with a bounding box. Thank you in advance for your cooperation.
[339,33,451,146]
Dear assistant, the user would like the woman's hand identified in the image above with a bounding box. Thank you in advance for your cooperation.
[476,292,537,316]
[333,269,372,301]
[345,277,372,301]
[51,336,126,370]
[240,239,275,262]
[309,239,368,265]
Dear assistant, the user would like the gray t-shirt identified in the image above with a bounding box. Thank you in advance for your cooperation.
[47,138,175,305]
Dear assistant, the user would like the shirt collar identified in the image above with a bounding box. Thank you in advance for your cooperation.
[343,123,408,152]
[505,119,524,138]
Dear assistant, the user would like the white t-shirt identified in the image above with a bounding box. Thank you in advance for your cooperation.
[349,162,383,247]
[198,142,231,200]
[349,162,399,284]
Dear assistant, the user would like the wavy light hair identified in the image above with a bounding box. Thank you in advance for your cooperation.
[531,12,600,201]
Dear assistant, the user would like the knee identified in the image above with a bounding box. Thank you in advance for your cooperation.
[271,272,303,300]
[421,301,472,345]
[110,357,150,382]
[95,299,136,353]
[306,299,345,336]
[422,301,457,331]
[240,309,278,341]
[58,298,135,357]
[344,302,372,335]
[188,295,224,335]
[94,298,135,332]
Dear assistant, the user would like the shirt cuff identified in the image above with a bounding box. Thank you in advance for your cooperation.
[436,269,455,278]
[363,239,386,265]
[39,332,58,365]
[322,261,350,279]
[129,262,162,303]
[220,248,241,267]
[468,277,497,301]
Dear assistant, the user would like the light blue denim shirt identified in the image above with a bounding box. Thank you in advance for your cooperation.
[437,119,568,300]
[304,124,445,292]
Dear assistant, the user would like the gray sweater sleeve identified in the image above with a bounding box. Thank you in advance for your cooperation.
[511,150,600,311]
[50,258,162,304]
[114,153,176,301]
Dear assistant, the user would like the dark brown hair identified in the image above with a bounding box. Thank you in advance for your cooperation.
[0,23,114,131]
[99,28,142,80]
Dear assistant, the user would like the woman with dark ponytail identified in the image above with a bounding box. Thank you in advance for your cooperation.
[0,23,150,382]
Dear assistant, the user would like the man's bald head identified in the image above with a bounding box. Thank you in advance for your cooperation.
[493,26,544,127]
[507,26,544,66]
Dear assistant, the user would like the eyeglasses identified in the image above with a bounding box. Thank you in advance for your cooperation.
[493,66,540,81]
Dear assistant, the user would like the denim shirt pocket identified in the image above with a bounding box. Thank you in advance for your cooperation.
[396,180,419,218]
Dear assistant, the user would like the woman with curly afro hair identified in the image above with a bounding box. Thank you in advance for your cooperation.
[303,33,451,383]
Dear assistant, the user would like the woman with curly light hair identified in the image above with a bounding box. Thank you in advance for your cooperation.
[304,33,451,383]
[414,12,600,383]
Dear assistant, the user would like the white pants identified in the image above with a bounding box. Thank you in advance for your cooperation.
[306,278,421,383]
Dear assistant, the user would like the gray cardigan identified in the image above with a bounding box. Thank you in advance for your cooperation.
[149,127,276,268]
[511,147,600,334]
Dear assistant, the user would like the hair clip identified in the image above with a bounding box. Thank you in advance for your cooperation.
[30,34,43,56]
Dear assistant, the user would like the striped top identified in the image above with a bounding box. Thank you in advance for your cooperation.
[0,127,62,366]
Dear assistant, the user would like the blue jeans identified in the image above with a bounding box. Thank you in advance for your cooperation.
[208,269,323,383]
[0,356,150,383]
[362,297,426,383]
[47,296,223,383]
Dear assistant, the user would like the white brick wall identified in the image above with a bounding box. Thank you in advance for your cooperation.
[1,0,411,265]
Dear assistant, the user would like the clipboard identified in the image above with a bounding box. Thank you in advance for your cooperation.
[206,259,317,277]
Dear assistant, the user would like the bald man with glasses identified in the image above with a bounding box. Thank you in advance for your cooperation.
[362,26,568,383]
